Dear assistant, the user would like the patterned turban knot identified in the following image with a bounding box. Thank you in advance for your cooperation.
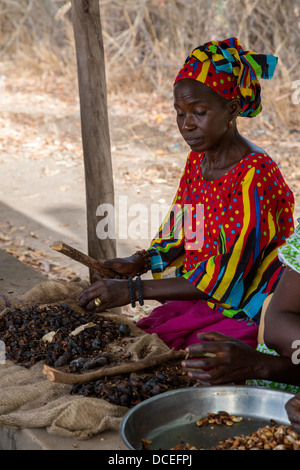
[174,37,278,118]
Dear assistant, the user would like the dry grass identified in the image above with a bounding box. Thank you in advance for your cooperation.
[0,0,299,128]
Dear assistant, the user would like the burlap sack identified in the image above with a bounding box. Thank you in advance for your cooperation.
[0,280,169,439]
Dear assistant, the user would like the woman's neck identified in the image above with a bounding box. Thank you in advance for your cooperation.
[201,129,251,180]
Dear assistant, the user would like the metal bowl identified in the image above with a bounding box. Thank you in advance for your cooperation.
[120,386,294,450]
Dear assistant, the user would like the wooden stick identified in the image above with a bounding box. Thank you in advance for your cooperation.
[50,241,114,277]
[43,349,186,384]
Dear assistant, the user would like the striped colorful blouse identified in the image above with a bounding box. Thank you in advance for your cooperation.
[147,151,295,323]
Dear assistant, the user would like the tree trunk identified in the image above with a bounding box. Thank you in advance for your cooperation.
[71,0,116,280]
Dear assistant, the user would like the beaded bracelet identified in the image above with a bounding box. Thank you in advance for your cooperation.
[136,276,144,306]
[135,249,151,275]
[128,277,136,308]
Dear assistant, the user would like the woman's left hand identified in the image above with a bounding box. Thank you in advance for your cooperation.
[182,331,262,385]
[77,279,130,312]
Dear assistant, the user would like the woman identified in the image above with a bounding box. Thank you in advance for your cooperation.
[78,37,294,350]
[169,218,300,435]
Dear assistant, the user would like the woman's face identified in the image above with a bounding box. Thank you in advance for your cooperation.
[174,79,232,153]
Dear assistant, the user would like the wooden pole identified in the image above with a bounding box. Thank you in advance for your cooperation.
[71,0,116,279]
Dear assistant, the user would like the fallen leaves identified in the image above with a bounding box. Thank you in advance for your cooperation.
[0,221,79,280]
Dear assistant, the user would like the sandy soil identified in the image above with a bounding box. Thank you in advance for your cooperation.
[0,63,299,286]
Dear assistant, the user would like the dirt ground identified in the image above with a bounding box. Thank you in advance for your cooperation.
[0,61,299,291]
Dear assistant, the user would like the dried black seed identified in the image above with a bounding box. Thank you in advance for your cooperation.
[54,355,68,367]
[92,338,101,349]
[83,359,97,370]
[94,356,107,367]
[118,324,131,336]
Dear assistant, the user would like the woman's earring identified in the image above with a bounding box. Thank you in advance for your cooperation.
[228,120,233,128]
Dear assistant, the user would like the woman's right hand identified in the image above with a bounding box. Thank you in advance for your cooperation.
[182,331,264,385]
[93,253,145,280]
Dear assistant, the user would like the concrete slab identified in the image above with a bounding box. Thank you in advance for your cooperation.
[0,249,45,296]
[0,426,127,451]
[0,249,128,450]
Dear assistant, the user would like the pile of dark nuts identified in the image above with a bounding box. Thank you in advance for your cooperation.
[70,365,199,407]
[0,304,129,369]
[1,304,201,408]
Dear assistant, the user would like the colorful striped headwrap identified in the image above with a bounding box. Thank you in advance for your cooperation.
[174,37,278,118]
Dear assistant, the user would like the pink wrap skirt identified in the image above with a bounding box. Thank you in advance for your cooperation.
[136,300,258,350]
